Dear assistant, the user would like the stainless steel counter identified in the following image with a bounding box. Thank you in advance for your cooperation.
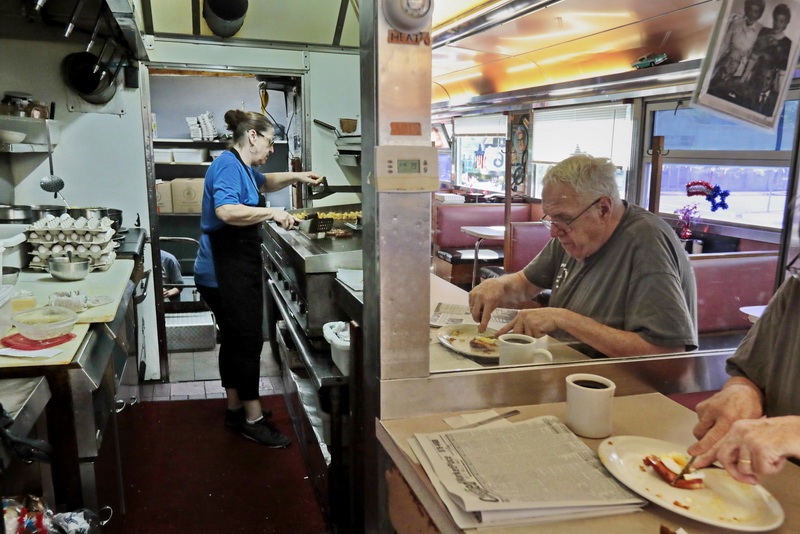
[0,276,136,513]
[380,393,800,533]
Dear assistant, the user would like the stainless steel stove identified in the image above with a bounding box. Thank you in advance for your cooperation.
[261,204,362,339]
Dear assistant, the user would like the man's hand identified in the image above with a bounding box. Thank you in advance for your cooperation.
[468,272,538,332]
[468,278,509,332]
[688,378,764,459]
[497,307,564,337]
[693,416,800,484]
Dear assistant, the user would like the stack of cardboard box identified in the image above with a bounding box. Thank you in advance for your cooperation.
[156,179,204,213]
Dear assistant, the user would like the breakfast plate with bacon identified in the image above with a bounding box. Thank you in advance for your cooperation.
[436,324,499,360]
[598,436,784,531]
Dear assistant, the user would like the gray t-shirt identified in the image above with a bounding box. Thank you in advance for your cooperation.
[727,275,800,417]
[522,203,697,357]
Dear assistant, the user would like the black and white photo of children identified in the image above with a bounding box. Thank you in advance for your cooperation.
[694,0,800,129]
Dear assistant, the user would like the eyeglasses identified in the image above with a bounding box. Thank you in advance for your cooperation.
[541,198,601,234]
[255,130,275,147]
[786,252,800,277]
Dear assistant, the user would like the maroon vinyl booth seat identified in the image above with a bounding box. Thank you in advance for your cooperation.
[432,204,541,286]
[478,221,553,278]
[690,251,779,334]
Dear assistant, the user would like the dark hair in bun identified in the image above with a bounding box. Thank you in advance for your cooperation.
[223,110,274,144]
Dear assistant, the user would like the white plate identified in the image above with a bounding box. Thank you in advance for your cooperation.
[598,436,784,531]
[436,324,499,359]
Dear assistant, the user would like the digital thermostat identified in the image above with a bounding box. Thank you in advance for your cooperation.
[382,0,433,33]
[374,145,438,192]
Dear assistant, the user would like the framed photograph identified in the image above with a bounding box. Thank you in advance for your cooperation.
[693,0,800,130]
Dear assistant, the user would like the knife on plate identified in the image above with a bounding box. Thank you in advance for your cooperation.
[671,455,697,485]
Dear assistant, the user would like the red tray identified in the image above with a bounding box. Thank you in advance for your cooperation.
[1,333,77,350]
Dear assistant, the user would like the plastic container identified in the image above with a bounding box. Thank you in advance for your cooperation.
[12,305,78,340]
[11,290,35,313]
[0,285,15,336]
[323,321,351,376]
[172,148,209,163]
[154,148,173,163]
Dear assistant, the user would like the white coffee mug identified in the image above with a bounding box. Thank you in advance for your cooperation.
[565,373,616,438]
[498,334,552,365]
[530,348,553,364]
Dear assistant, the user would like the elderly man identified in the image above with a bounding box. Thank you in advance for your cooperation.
[468,154,697,358]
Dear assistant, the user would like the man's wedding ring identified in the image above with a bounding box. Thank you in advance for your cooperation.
[738,458,752,464]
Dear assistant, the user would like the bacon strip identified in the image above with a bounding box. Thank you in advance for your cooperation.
[643,455,704,490]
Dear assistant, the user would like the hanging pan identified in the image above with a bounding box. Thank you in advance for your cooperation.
[60,49,119,105]
[203,0,248,38]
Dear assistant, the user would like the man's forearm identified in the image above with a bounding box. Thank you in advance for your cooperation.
[557,311,683,357]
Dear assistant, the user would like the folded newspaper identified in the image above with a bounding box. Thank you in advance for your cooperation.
[412,415,645,529]
[430,302,518,332]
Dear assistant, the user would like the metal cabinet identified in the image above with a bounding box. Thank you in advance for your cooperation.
[0,377,53,505]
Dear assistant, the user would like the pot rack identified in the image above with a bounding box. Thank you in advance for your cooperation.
[1,0,144,61]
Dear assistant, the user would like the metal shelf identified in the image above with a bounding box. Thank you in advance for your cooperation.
[0,142,52,153]
[155,161,212,166]
[154,138,227,145]
[0,117,60,151]
[154,138,288,145]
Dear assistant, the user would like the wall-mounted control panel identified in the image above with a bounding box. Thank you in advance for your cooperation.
[373,145,438,192]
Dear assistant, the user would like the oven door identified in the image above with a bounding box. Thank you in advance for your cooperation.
[266,279,350,529]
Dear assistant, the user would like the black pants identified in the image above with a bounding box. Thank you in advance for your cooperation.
[197,284,263,400]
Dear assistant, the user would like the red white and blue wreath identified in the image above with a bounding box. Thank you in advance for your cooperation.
[686,181,730,212]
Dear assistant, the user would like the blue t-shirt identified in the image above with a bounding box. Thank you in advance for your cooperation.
[193,150,266,287]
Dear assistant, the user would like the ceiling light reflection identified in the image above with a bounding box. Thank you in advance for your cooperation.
[439,71,483,83]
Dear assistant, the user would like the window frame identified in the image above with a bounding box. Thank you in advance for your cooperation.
[640,95,797,237]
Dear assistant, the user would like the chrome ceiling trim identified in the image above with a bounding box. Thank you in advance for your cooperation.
[150,33,359,55]
[432,59,702,119]
[146,61,309,78]
[432,0,565,49]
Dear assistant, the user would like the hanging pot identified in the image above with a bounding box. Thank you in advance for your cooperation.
[203,0,248,38]
[60,51,117,105]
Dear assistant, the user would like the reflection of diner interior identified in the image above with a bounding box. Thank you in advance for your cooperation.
[431,99,786,368]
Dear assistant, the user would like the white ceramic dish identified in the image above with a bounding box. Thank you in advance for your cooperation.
[0,129,26,144]
[436,324,499,359]
[598,436,784,531]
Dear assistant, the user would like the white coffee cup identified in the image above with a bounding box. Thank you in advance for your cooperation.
[565,373,616,438]
[498,334,553,365]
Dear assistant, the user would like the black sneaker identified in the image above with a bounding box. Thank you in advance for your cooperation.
[225,408,273,428]
[241,418,292,448]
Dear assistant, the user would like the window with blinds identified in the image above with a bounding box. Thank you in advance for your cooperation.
[530,103,633,198]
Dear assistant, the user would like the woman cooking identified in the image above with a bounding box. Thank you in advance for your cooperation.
[194,109,322,447]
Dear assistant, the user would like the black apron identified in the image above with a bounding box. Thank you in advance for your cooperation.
[206,149,266,339]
